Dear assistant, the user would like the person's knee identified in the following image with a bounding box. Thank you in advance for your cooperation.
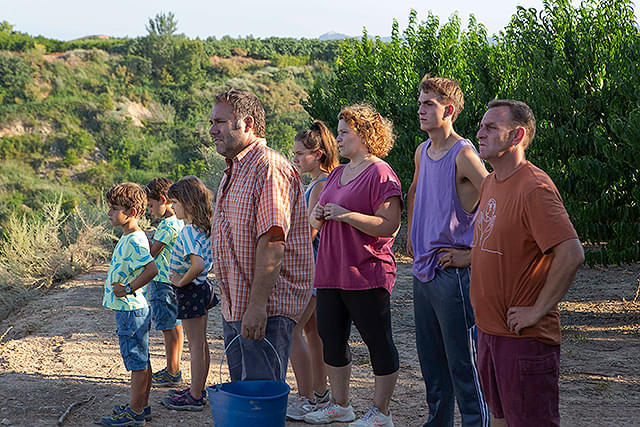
[370,345,399,376]
[322,340,350,367]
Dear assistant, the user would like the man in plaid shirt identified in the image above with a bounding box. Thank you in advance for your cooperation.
[209,88,314,382]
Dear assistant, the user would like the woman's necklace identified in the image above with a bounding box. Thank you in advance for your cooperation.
[347,155,369,170]
[308,171,327,187]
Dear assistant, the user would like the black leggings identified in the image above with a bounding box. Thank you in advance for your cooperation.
[316,287,399,376]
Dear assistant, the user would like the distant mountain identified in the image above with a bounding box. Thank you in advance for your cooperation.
[69,34,112,41]
[318,31,352,40]
[318,31,392,42]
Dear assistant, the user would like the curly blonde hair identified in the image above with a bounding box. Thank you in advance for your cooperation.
[168,176,213,237]
[338,104,395,158]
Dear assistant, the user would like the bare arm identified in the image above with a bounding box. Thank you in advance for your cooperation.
[323,196,402,238]
[507,238,584,334]
[112,261,158,297]
[435,147,489,268]
[309,202,325,231]
[455,146,489,213]
[406,143,423,257]
[307,180,327,242]
[170,253,205,288]
[457,146,489,191]
[149,240,165,258]
[242,226,285,340]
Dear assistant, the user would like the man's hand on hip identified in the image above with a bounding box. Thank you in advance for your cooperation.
[506,306,544,335]
[436,247,471,268]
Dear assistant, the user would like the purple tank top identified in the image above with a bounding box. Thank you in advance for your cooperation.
[411,139,478,282]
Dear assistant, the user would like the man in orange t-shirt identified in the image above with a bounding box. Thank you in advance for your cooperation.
[471,100,584,427]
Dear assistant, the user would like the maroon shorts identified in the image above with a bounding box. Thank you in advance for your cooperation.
[477,329,560,427]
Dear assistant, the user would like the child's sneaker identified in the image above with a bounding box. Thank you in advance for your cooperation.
[314,387,331,409]
[303,400,356,424]
[152,368,182,387]
[348,406,393,427]
[100,405,146,426]
[167,387,207,399]
[112,404,152,421]
[161,390,206,411]
[286,394,315,421]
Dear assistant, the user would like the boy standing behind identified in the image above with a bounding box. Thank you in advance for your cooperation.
[101,183,158,427]
[145,178,185,387]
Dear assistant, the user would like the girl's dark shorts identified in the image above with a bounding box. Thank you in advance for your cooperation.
[174,278,218,319]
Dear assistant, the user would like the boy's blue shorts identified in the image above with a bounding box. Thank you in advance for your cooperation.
[148,280,182,331]
[115,307,150,371]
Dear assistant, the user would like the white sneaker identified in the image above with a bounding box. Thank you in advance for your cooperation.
[303,400,356,424]
[348,406,394,427]
[286,394,315,421]
[314,387,331,410]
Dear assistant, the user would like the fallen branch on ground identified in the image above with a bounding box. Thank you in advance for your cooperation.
[57,395,95,426]
[0,326,13,343]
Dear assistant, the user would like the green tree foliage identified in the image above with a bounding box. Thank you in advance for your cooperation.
[306,0,640,264]
[306,11,496,187]
[496,0,640,263]
[146,12,179,37]
[129,13,207,88]
[0,52,34,103]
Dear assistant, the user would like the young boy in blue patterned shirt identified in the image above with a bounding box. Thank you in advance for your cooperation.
[101,183,158,427]
[145,178,185,387]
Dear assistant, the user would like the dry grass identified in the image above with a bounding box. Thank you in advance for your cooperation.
[0,196,115,319]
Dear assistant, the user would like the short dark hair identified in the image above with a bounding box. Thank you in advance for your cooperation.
[145,177,172,201]
[106,182,147,218]
[215,88,266,138]
[487,99,536,149]
[419,75,465,122]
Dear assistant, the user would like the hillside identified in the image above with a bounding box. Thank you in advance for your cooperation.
[0,19,344,319]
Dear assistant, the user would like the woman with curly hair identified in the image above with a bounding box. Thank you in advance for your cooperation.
[305,104,402,427]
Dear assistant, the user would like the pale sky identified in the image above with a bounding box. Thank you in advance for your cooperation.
[3,0,565,41]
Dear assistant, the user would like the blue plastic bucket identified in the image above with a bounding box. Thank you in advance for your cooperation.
[207,380,289,426]
[206,336,290,427]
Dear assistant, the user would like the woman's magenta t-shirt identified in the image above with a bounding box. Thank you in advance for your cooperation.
[314,161,402,293]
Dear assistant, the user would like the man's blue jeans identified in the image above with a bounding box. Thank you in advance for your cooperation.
[221,315,295,383]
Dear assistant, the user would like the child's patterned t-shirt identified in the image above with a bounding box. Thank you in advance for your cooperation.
[170,224,213,285]
[152,216,184,284]
[103,230,153,310]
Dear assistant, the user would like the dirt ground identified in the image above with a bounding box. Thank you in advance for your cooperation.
[1,261,639,426]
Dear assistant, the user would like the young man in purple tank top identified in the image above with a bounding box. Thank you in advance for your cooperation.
[406,76,489,427]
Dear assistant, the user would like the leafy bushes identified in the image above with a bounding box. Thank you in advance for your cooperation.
[305,0,640,264]
[0,52,34,103]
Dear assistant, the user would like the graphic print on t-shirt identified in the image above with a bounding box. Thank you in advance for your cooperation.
[473,198,503,255]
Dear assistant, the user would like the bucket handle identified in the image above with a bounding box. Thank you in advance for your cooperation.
[218,334,284,384]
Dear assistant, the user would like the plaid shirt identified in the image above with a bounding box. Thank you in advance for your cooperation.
[211,139,313,322]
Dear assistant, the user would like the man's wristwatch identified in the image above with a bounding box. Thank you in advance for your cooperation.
[124,284,134,295]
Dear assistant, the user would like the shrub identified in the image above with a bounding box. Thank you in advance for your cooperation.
[0,196,114,319]
[305,0,640,264]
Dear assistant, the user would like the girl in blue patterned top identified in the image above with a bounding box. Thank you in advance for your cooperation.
[160,176,216,412]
